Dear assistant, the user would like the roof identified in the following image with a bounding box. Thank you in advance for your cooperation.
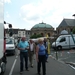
[31,22,53,29]
[58,19,75,27]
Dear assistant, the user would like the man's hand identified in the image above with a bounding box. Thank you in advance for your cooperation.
[25,47,29,50]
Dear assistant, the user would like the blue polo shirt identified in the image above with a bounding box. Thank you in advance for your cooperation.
[18,41,29,52]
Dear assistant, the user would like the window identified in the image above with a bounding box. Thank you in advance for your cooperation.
[60,37,66,42]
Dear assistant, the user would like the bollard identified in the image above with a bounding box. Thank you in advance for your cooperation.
[56,50,58,60]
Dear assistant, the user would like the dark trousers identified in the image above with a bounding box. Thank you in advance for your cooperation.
[20,52,28,72]
[46,52,48,61]
[37,55,46,75]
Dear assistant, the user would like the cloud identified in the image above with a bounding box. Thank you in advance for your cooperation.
[6,12,10,18]
[4,0,75,30]
[20,4,41,21]
[4,0,11,3]
[20,0,75,28]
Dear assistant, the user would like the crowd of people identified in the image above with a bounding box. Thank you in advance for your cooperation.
[17,37,49,75]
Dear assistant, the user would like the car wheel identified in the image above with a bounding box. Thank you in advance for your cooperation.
[1,62,6,74]
[13,50,16,55]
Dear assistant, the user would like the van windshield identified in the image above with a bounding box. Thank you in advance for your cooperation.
[6,38,14,44]
[56,37,61,42]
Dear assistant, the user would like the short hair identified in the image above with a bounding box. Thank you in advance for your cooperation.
[21,37,26,40]
[38,38,43,43]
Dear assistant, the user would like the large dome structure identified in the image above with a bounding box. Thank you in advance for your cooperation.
[31,22,53,29]
[31,22,54,37]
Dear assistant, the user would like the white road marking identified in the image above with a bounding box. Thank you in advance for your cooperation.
[69,65,75,70]
[9,55,18,75]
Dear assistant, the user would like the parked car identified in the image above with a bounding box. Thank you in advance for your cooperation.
[6,37,15,55]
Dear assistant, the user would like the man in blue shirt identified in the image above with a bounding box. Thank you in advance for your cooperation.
[17,37,29,74]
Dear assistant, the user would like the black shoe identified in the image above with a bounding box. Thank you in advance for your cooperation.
[43,72,46,75]
[31,65,33,68]
[20,71,23,74]
[46,60,48,62]
[37,72,41,75]
[26,69,29,71]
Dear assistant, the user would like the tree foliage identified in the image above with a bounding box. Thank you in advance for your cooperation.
[72,27,75,34]
[30,34,43,39]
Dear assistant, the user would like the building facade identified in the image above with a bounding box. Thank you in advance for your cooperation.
[5,18,75,41]
[5,22,54,40]
[5,28,31,40]
[31,22,54,37]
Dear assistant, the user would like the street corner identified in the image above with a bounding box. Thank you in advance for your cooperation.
[48,54,56,60]
[65,62,75,67]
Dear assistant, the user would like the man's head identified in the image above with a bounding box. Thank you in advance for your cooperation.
[44,38,47,42]
[21,37,26,42]
[29,39,33,43]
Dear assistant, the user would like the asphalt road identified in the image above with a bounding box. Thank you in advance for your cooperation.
[50,49,75,63]
[4,49,75,75]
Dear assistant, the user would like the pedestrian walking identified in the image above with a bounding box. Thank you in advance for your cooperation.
[17,38,20,55]
[43,38,48,62]
[28,39,36,68]
[36,39,46,75]
[17,37,29,74]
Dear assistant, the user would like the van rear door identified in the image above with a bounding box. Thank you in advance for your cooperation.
[69,36,75,48]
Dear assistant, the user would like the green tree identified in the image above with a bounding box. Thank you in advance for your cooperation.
[30,34,43,39]
[30,35,37,39]
[72,27,75,34]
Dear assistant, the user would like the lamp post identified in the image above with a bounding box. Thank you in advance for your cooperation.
[54,34,58,60]
[72,14,75,25]
[71,14,75,44]
[72,14,75,18]
[4,21,13,37]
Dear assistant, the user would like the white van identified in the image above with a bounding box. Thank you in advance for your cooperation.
[52,34,75,50]
[6,37,15,55]
[0,1,7,74]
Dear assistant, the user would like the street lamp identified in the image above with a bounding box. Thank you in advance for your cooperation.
[71,14,75,44]
[72,14,75,17]
[4,21,6,24]
[4,21,13,37]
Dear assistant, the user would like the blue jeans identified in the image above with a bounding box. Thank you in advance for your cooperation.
[20,52,28,72]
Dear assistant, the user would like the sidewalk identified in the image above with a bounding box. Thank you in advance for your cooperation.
[18,55,75,75]
[46,56,75,75]
[50,49,75,68]
[13,54,75,75]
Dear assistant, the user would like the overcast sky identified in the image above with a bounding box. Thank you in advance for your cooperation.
[4,0,75,30]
